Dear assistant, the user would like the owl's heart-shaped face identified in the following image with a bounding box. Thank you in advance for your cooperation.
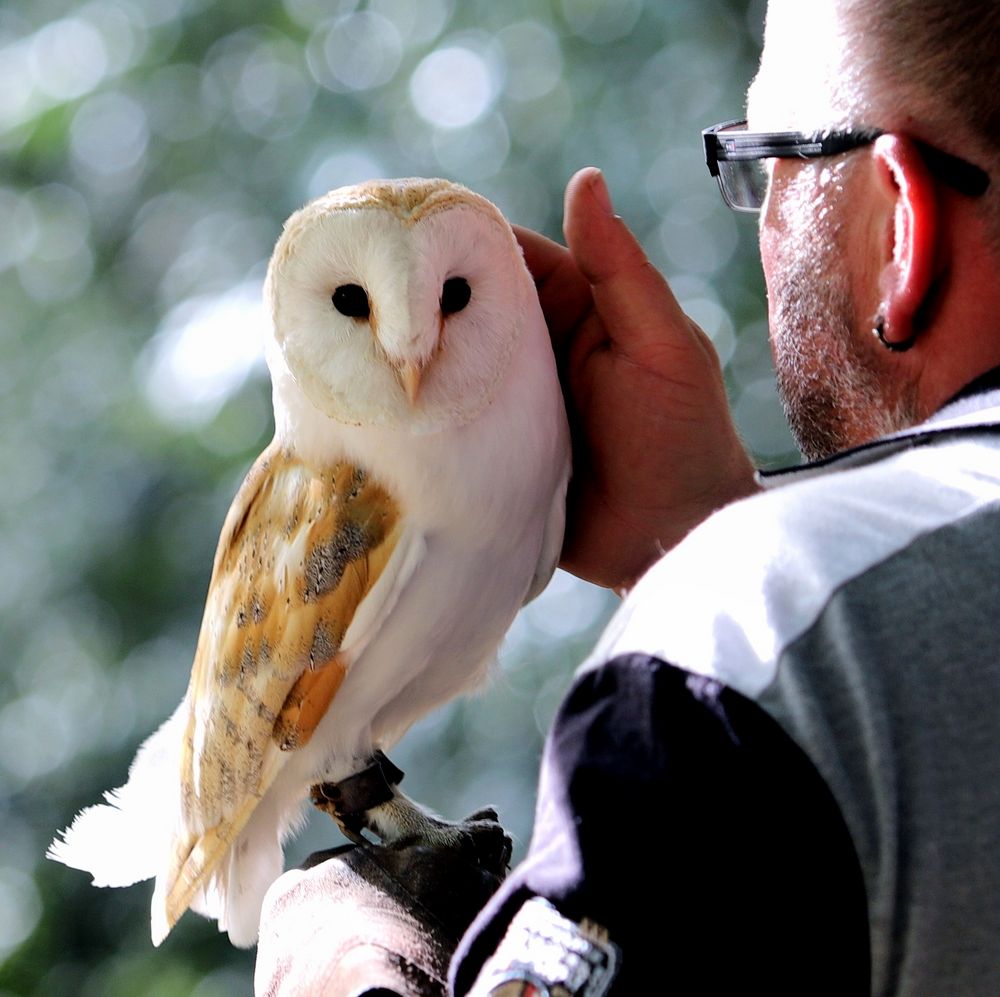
[265,179,536,433]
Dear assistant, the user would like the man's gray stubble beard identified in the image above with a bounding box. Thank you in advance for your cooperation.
[770,258,917,462]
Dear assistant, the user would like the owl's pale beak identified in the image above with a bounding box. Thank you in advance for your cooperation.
[396,360,423,405]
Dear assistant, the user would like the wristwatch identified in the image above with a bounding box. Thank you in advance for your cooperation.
[469,897,619,997]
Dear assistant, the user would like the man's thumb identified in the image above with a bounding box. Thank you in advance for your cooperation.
[563,167,692,360]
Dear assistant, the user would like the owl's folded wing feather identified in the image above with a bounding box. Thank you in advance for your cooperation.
[157,439,421,940]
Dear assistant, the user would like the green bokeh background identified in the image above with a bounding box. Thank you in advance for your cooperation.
[0,0,795,992]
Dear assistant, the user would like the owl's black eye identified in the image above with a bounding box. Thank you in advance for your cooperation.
[332,283,370,319]
[441,276,471,315]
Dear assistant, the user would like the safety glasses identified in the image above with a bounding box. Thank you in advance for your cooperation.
[702,118,990,213]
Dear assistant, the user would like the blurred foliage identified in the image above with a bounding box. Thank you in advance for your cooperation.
[0,0,794,993]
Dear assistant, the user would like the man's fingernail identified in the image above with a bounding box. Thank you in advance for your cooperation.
[590,169,613,215]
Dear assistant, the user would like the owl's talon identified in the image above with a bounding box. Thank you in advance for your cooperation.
[455,818,512,873]
[309,782,368,844]
[396,810,512,875]
[464,806,499,823]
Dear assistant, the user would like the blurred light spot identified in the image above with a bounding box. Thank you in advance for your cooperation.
[504,81,573,150]
[684,297,737,366]
[0,693,76,781]
[0,868,41,960]
[0,0,145,139]
[0,531,52,614]
[638,43,725,127]
[370,0,451,46]
[125,189,203,289]
[29,17,108,101]
[118,633,196,733]
[195,377,272,457]
[69,91,149,178]
[559,0,643,43]
[0,8,26,42]
[432,112,509,181]
[233,45,314,138]
[410,45,497,129]
[160,243,239,304]
[17,248,94,304]
[523,570,610,643]
[13,617,114,743]
[657,194,738,275]
[157,210,273,304]
[593,111,643,189]
[134,0,206,26]
[727,317,772,390]
[203,31,315,139]
[533,672,574,736]
[0,188,38,269]
[734,376,799,461]
[459,680,533,754]
[37,322,132,426]
[284,0,359,30]
[0,39,37,131]
[669,273,711,303]
[0,7,146,135]
[390,100,437,164]
[486,165,551,232]
[498,21,562,102]
[22,184,92,263]
[140,282,267,427]
[0,435,50,507]
[306,12,402,93]
[79,0,149,75]
[304,148,386,200]
[0,818,41,880]
[146,63,211,141]
[643,146,708,217]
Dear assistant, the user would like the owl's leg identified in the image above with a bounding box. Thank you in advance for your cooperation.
[365,793,512,871]
[310,750,404,844]
[310,752,511,869]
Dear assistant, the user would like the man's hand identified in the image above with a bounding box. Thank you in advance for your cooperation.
[255,812,510,997]
[519,168,759,591]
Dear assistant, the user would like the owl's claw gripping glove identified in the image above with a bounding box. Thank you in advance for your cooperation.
[254,809,511,997]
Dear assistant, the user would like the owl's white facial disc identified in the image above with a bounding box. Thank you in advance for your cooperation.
[265,179,534,433]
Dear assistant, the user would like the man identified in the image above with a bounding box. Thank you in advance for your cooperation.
[256,1,1000,993]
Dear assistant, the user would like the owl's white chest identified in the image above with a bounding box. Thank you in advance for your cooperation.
[268,320,569,778]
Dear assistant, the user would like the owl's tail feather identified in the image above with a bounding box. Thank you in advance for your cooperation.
[152,827,283,948]
[219,805,285,947]
[51,699,287,948]
[47,703,186,889]
[152,746,287,947]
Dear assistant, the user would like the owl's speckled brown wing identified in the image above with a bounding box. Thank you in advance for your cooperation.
[161,439,411,935]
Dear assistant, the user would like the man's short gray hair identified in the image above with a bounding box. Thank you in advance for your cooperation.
[845,0,1000,233]
[848,1,1000,148]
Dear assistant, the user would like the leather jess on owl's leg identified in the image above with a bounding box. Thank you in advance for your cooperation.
[310,750,405,841]
[310,752,511,868]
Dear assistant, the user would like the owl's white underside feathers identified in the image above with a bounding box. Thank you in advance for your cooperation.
[48,177,570,948]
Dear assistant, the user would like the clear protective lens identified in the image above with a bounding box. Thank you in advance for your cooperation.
[717,158,770,211]
[707,120,774,213]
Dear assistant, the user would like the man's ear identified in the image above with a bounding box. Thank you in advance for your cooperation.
[872,134,939,348]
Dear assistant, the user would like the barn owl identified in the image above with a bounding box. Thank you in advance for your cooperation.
[48,178,571,948]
